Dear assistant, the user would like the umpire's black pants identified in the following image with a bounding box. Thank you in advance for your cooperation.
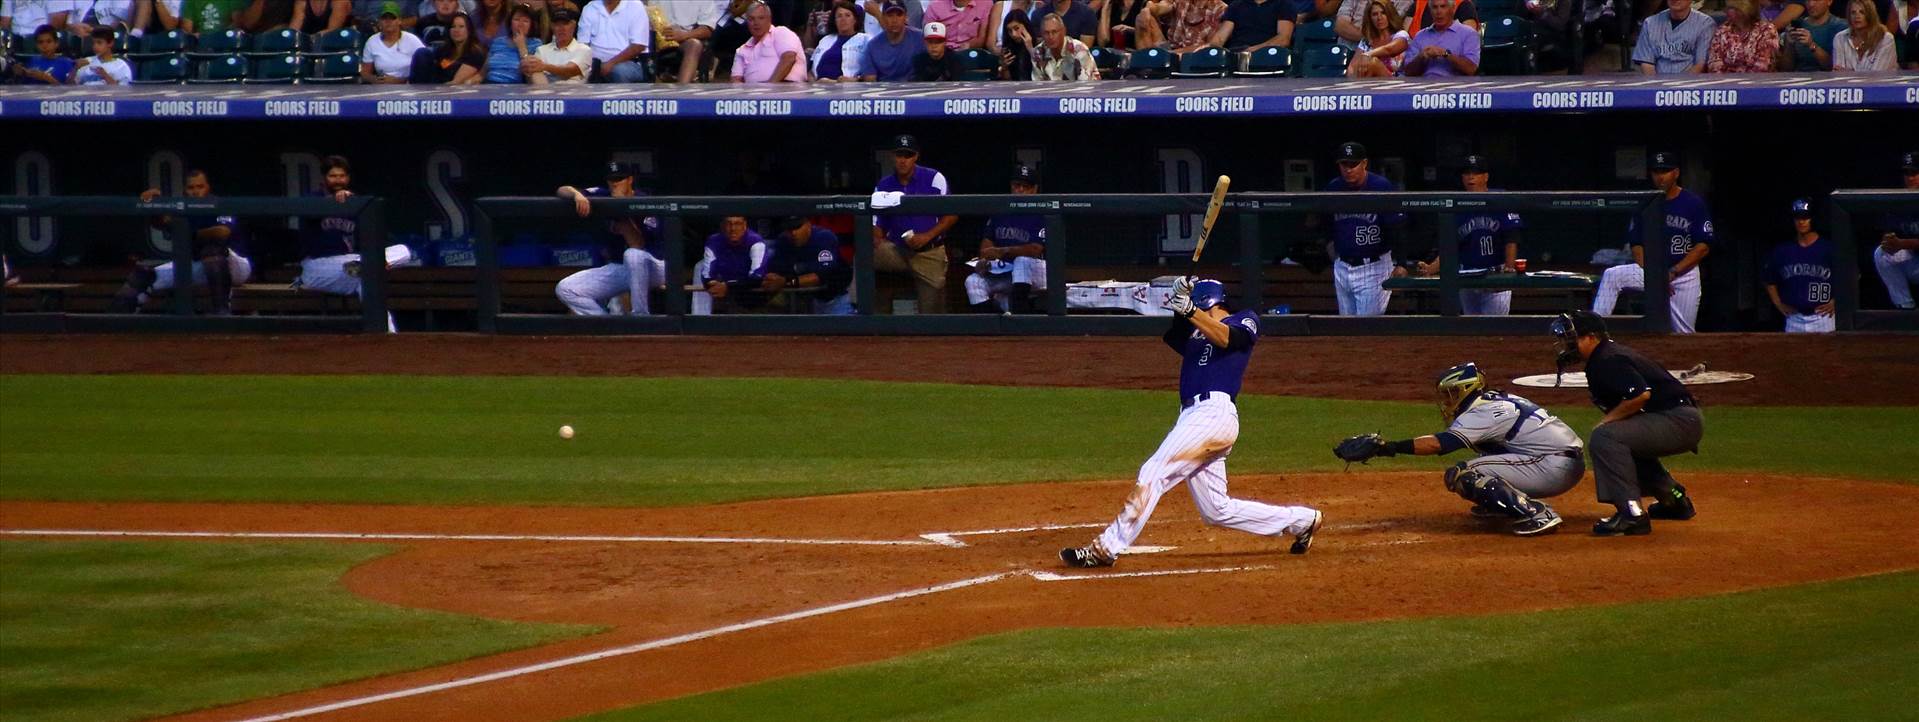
[1589,405,1704,508]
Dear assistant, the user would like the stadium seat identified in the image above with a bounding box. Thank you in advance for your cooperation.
[1170,46,1228,78]
[1123,46,1172,78]
[1480,15,1537,75]
[246,27,300,57]
[305,52,361,83]
[1289,17,1339,76]
[245,54,303,83]
[128,29,188,60]
[1088,46,1123,78]
[188,29,248,59]
[5,33,28,62]
[957,47,999,80]
[1235,46,1291,77]
[132,55,188,84]
[306,27,362,56]
[1298,44,1350,77]
[187,54,249,83]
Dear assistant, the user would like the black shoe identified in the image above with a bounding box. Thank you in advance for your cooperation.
[1513,509,1562,536]
[1592,513,1652,536]
[1469,504,1505,520]
[1059,545,1115,568]
[1649,485,1696,520]
[1289,510,1323,555]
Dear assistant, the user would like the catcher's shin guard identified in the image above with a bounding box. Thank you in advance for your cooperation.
[1448,464,1547,519]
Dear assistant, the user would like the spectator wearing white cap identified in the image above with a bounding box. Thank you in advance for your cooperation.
[912,20,968,78]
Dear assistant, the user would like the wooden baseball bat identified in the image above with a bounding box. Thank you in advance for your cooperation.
[1189,175,1231,272]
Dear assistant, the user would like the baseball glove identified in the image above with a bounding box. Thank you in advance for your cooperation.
[1333,433,1394,463]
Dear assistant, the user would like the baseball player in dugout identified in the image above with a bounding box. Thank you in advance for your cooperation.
[1334,363,1583,536]
[552,162,668,316]
[1060,278,1322,568]
[1319,141,1404,316]
[967,164,1049,314]
[1873,151,1919,310]
[1552,310,1702,537]
[1395,155,1524,316]
[1591,150,1713,333]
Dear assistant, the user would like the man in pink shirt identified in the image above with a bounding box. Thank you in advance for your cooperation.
[730,2,806,82]
[925,0,992,48]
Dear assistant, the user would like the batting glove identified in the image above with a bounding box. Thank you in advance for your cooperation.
[1173,276,1195,297]
[1168,293,1196,318]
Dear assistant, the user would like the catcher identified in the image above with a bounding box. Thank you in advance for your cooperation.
[1334,362,1584,536]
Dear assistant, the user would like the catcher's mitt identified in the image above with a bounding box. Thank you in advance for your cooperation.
[1333,433,1394,464]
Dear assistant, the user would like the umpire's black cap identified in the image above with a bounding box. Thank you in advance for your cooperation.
[1461,154,1489,173]
[1649,150,1681,172]
[891,134,920,155]
[1336,141,1367,163]
[1902,151,1918,173]
[1011,163,1039,185]
[604,161,634,180]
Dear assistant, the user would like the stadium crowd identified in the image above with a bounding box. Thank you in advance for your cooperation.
[5,0,1915,84]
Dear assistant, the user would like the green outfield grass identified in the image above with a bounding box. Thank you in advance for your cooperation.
[0,540,592,722]
[0,375,1913,508]
[580,571,1919,722]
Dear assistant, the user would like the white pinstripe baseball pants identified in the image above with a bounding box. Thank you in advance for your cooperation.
[1784,313,1835,333]
[556,249,667,315]
[1094,396,1319,556]
[1334,253,1393,315]
[1591,265,1700,334]
[1459,289,1511,315]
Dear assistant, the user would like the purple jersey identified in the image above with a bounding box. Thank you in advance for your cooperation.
[1169,310,1261,401]
[583,186,660,260]
[703,230,769,283]
[300,192,358,259]
[1627,188,1714,267]
[1324,172,1403,261]
[873,165,950,245]
[1764,237,1835,314]
[982,214,1047,272]
[765,228,851,297]
[1453,203,1524,271]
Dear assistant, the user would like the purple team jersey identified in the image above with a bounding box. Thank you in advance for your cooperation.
[1454,203,1524,270]
[1325,172,1403,261]
[300,192,358,259]
[874,166,949,245]
[1627,188,1715,266]
[704,230,769,283]
[1765,238,1834,314]
[583,186,661,260]
[1175,310,1261,402]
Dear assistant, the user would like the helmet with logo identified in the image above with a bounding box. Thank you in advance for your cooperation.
[1191,279,1226,311]
[1436,362,1487,423]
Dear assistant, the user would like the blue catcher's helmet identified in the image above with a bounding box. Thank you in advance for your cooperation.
[1192,279,1227,311]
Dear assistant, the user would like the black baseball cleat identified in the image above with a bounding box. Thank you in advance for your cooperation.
[1059,545,1115,568]
[1289,510,1324,555]
[1513,509,1563,536]
[1649,484,1697,520]
[1592,513,1652,536]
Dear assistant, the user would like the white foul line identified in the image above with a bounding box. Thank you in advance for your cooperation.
[228,572,1013,722]
[1026,566,1274,582]
[0,529,939,547]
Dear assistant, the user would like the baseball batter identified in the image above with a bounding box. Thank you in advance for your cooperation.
[1871,151,1919,310]
[1591,151,1712,334]
[1334,363,1583,536]
[1764,199,1836,333]
[1061,278,1322,568]
[553,163,667,316]
[965,164,1048,314]
[1323,141,1403,316]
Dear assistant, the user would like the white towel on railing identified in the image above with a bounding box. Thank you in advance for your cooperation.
[870,191,904,209]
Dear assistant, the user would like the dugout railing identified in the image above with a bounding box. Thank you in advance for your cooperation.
[0,195,388,333]
[1828,189,1919,332]
[472,190,1669,336]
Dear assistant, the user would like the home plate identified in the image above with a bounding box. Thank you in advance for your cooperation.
[1123,545,1176,554]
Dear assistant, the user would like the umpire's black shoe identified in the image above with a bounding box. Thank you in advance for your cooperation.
[1650,484,1697,521]
[1592,513,1652,536]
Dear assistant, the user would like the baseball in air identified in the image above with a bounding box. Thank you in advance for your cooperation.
[559,425,575,440]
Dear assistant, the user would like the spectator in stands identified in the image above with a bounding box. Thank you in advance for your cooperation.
[111,170,250,315]
[997,10,1037,77]
[1766,0,1806,30]
[471,0,506,43]
[1401,0,1477,75]
[1347,0,1408,76]
[1708,0,1781,71]
[863,0,924,80]
[349,0,413,31]
[1032,0,1097,44]
[1145,0,1227,54]
[409,11,484,82]
[968,164,1050,314]
[802,0,833,46]
[812,0,870,81]
[73,0,182,39]
[1211,0,1294,54]
[1031,12,1098,76]
[1319,141,1402,316]
[763,217,854,314]
[578,0,648,81]
[177,0,245,32]
[992,0,1040,47]
[361,6,426,81]
[525,6,588,82]
[710,0,754,74]
[1779,0,1843,68]
[521,0,550,39]
[236,0,296,31]
[291,0,351,34]
[1764,199,1837,332]
[2,0,73,34]
[730,1,807,81]
[1099,0,1155,47]
[415,0,460,39]
[1632,0,1714,72]
[652,0,719,83]
[700,216,772,312]
[1832,0,1898,68]
[8,25,73,85]
[927,0,992,47]
[1323,0,1408,44]
[863,0,920,34]
[1873,151,1919,309]
[70,27,130,84]
[872,134,957,314]
[482,2,540,81]
[912,20,967,77]
[553,163,667,316]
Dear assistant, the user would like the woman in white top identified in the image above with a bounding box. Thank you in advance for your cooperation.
[811,0,871,81]
[361,8,427,83]
[1347,0,1410,77]
[1832,0,1898,70]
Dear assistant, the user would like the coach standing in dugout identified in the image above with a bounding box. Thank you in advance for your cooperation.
[1764,199,1836,333]
[1551,310,1701,537]
[1320,141,1403,316]
[872,134,957,313]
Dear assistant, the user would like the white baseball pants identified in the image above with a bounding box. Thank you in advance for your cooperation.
[556,249,668,315]
[1334,253,1392,316]
[1591,264,1701,334]
[1873,246,1919,309]
[1784,313,1835,333]
[1093,396,1320,557]
[963,257,1048,307]
[1459,289,1512,316]
[150,251,254,292]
